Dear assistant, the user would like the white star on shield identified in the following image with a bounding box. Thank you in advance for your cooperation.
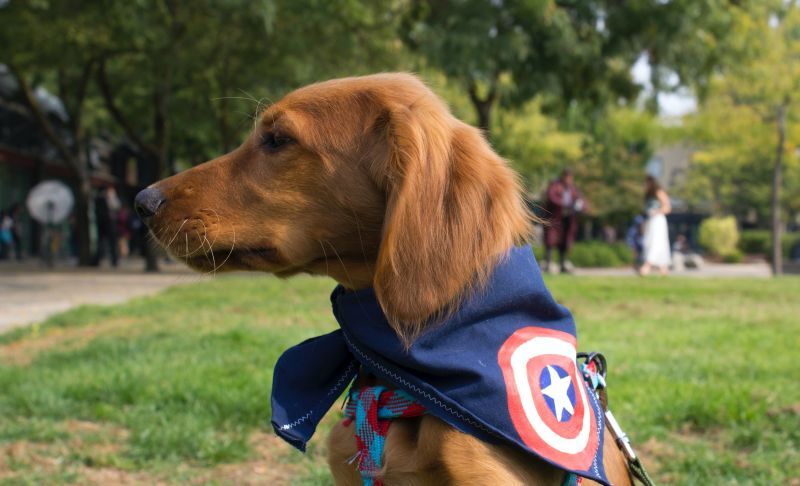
[540,365,575,422]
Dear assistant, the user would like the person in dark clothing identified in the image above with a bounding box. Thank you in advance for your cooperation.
[8,204,23,260]
[93,185,120,267]
[543,169,584,273]
[1,204,23,261]
[0,209,10,259]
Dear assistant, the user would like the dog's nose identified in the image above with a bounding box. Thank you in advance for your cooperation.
[134,187,166,221]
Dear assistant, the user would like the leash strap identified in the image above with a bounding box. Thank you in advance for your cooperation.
[578,352,656,486]
[342,385,427,486]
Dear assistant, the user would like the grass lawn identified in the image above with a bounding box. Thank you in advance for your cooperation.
[1,275,798,485]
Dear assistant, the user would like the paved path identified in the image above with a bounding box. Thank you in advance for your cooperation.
[574,262,772,278]
[0,260,207,333]
[0,258,775,334]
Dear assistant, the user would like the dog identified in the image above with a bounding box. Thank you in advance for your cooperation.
[136,73,633,485]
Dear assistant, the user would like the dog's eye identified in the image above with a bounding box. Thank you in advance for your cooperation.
[261,132,293,152]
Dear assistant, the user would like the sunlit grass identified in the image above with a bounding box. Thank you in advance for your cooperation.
[1,275,798,484]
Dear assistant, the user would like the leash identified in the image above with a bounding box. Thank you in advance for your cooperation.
[342,385,427,486]
[578,352,656,486]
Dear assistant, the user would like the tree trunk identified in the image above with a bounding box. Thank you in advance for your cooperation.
[473,99,493,135]
[74,180,93,266]
[143,238,160,272]
[770,105,786,276]
[467,78,498,137]
[10,63,95,267]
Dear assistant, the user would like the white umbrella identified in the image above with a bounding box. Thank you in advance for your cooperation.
[26,180,74,225]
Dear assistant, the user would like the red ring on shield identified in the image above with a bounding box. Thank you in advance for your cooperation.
[498,326,598,470]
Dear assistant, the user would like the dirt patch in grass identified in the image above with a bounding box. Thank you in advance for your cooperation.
[0,420,139,484]
[193,432,303,485]
[0,317,139,366]
[1,422,307,485]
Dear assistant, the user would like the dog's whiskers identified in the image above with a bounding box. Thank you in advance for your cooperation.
[317,239,331,277]
[323,240,356,288]
[206,226,236,276]
[163,218,188,251]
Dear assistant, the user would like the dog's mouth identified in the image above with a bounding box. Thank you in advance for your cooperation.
[182,247,280,272]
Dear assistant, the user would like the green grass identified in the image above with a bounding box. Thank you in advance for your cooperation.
[1,275,799,484]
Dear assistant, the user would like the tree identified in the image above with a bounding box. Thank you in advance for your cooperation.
[403,0,644,134]
[89,0,406,270]
[0,1,109,266]
[684,2,800,274]
[401,0,747,137]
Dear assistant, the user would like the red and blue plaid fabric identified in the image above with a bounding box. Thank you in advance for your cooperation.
[342,385,426,486]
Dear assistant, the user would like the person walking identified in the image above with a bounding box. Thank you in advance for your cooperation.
[0,209,11,260]
[0,204,22,261]
[639,175,671,276]
[543,168,584,274]
[93,185,121,267]
[8,204,23,261]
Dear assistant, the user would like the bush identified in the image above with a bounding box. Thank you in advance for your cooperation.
[739,229,800,259]
[609,242,635,265]
[722,250,744,263]
[699,217,740,257]
[532,242,633,268]
[738,230,770,255]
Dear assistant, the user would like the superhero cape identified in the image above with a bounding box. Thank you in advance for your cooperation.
[271,245,609,485]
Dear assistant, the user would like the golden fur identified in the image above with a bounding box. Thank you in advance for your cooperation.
[143,73,632,485]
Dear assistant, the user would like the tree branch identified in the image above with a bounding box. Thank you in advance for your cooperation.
[8,63,81,173]
[467,76,498,106]
[96,60,159,159]
[70,59,96,145]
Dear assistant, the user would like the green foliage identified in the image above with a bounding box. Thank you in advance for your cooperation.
[2,275,800,483]
[533,242,633,268]
[698,216,740,257]
[739,229,800,257]
[493,99,585,190]
[569,241,633,268]
[680,3,800,223]
[722,249,744,263]
[576,107,661,221]
[739,230,773,255]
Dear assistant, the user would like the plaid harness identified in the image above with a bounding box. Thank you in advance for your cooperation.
[343,384,582,486]
[342,385,426,486]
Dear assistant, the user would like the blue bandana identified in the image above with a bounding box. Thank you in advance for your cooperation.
[271,245,609,485]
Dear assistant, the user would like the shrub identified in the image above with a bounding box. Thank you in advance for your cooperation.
[532,241,633,268]
[738,229,800,259]
[609,242,635,265]
[722,250,744,263]
[738,230,770,255]
[699,217,740,257]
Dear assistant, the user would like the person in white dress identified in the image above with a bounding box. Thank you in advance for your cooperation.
[640,175,671,276]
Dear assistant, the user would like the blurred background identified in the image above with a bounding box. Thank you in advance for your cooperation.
[0,1,799,485]
[1,0,798,274]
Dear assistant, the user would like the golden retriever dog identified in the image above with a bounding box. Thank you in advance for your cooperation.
[135,73,632,485]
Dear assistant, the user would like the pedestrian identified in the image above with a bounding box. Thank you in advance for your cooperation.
[116,205,133,258]
[625,213,646,269]
[0,209,11,260]
[7,203,23,261]
[543,168,585,274]
[93,185,120,267]
[639,175,671,276]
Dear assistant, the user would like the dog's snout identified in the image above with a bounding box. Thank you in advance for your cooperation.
[134,187,166,222]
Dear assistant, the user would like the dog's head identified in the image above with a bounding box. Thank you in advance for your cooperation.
[138,73,530,341]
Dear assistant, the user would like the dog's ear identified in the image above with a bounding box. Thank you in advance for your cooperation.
[373,100,531,344]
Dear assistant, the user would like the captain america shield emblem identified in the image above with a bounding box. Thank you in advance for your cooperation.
[497,326,599,470]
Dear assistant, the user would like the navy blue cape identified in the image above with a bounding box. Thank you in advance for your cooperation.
[271,245,609,485]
